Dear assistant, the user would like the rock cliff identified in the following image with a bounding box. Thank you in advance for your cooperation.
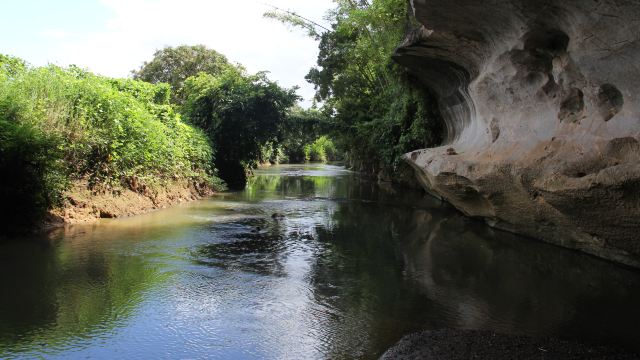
[395,0,640,267]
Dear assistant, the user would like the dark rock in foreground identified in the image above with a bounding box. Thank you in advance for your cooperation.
[381,329,638,360]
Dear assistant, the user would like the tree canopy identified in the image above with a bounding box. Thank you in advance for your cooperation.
[132,45,232,103]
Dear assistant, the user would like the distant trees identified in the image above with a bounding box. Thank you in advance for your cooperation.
[132,45,232,103]
[133,45,310,188]
[279,107,334,163]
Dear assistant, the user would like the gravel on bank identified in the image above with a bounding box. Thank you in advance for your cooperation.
[380,329,639,360]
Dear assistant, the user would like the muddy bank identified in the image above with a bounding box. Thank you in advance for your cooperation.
[381,329,638,360]
[46,179,214,226]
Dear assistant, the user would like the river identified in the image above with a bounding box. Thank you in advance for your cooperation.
[1,164,639,359]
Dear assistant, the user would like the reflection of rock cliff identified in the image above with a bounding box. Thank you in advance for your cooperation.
[395,0,640,267]
[398,210,640,349]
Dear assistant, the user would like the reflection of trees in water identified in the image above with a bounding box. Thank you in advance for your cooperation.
[193,217,288,277]
[305,201,445,358]
[223,171,640,357]
[245,174,341,201]
[193,173,343,278]
[0,232,167,355]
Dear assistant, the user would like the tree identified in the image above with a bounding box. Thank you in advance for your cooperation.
[182,68,299,188]
[266,0,443,177]
[132,45,232,103]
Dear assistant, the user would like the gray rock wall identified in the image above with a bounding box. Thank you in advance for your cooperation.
[395,0,640,266]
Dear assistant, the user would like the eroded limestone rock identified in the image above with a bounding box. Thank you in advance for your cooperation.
[395,0,640,266]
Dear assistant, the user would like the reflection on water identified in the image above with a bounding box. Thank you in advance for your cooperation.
[1,164,640,359]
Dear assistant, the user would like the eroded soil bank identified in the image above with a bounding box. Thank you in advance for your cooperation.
[46,179,214,226]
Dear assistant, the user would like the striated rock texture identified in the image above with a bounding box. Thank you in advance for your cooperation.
[394,0,640,267]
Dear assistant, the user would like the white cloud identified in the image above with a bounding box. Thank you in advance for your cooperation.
[39,0,334,106]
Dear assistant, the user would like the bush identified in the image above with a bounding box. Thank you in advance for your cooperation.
[0,55,220,230]
[304,136,338,163]
[0,119,66,230]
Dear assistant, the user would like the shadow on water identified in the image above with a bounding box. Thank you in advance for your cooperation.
[1,164,640,359]
[194,218,290,277]
[191,165,640,358]
[0,233,169,358]
[306,200,640,358]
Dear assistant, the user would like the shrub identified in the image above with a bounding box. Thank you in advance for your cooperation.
[0,55,221,230]
[0,119,66,230]
[304,136,338,163]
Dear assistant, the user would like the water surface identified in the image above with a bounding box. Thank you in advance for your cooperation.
[1,164,640,359]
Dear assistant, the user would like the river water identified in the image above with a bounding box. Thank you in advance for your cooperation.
[1,164,640,359]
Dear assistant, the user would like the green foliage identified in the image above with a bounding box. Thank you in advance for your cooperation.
[253,106,341,166]
[344,77,442,170]
[0,119,66,229]
[181,68,299,188]
[262,144,287,167]
[279,106,332,163]
[304,136,338,163]
[0,56,219,229]
[109,77,172,105]
[132,45,232,103]
[312,0,442,174]
[267,0,443,176]
[0,54,27,77]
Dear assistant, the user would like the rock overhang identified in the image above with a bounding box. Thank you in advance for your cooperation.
[395,0,640,266]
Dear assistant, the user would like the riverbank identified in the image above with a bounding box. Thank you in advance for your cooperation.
[46,179,214,226]
[381,329,639,359]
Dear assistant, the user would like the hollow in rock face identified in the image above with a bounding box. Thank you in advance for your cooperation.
[396,0,640,267]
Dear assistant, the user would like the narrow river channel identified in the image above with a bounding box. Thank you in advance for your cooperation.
[1,164,640,359]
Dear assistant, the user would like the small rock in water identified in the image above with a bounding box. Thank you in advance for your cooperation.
[271,213,285,220]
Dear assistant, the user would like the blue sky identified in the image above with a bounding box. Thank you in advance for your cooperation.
[0,0,334,106]
[1,1,112,65]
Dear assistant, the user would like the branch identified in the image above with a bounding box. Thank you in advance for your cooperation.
[261,3,330,37]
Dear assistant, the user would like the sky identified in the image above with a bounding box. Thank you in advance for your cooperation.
[0,0,335,106]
